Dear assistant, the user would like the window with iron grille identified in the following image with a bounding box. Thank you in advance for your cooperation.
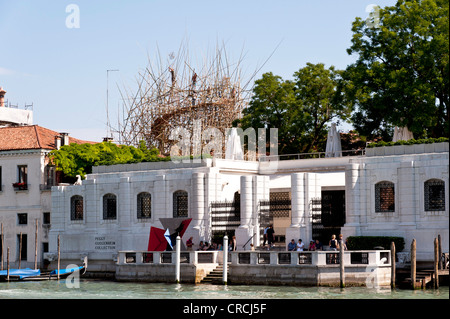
[103,193,117,220]
[137,192,152,219]
[173,190,188,217]
[375,181,395,213]
[424,179,445,211]
[70,195,84,220]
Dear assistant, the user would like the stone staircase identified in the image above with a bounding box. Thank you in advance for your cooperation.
[200,265,228,284]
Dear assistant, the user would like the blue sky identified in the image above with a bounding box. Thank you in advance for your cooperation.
[0,0,397,142]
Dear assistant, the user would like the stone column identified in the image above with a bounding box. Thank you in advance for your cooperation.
[286,173,304,246]
[341,163,361,236]
[191,172,205,244]
[290,173,304,227]
[252,175,269,247]
[235,175,253,249]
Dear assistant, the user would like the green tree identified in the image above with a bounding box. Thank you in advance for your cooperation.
[237,63,350,154]
[344,0,449,140]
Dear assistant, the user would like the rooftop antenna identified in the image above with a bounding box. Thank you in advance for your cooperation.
[106,69,119,139]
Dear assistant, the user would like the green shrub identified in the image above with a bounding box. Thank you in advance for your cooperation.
[346,236,405,251]
[366,137,448,148]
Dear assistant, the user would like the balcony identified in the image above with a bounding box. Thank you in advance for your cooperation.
[12,182,28,191]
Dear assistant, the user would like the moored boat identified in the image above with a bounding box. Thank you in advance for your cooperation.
[0,258,87,282]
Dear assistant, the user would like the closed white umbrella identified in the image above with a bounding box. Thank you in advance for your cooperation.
[325,123,342,157]
[225,128,244,160]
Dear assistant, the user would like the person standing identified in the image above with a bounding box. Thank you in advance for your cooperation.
[266,225,275,248]
[328,234,339,264]
[230,236,237,251]
[263,226,269,247]
[338,234,347,250]
[186,237,193,251]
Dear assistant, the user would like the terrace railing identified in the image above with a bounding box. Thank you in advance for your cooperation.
[118,250,390,267]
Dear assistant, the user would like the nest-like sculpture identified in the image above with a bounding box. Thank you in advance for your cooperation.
[114,44,250,156]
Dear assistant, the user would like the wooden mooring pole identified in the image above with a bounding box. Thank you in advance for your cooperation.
[339,241,345,288]
[57,234,60,280]
[18,232,22,270]
[411,239,416,289]
[6,247,9,281]
[1,223,3,271]
[34,219,39,269]
[438,234,442,270]
[434,238,439,289]
[390,241,396,289]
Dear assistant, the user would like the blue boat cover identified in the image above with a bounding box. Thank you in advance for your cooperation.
[0,268,41,279]
[50,266,84,275]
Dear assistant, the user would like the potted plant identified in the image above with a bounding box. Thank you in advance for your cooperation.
[12,182,27,190]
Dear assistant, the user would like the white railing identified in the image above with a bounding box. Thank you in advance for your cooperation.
[117,250,390,267]
[117,250,222,265]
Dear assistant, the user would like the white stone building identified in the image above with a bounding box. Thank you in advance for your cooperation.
[0,123,93,269]
[49,142,448,272]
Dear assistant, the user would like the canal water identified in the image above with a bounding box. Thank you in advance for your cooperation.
[0,279,448,299]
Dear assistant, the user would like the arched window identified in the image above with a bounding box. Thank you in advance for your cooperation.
[375,181,395,213]
[173,190,188,217]
[103,193,117,220]
[424,179,445,211]
[137,192,152,219]
[70,195,83,220]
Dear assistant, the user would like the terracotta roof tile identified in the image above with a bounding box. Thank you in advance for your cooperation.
[0,125,96,151]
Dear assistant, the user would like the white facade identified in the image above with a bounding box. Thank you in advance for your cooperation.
[342,146,449,261]
[0,149,52,268]
[49,143,449,271]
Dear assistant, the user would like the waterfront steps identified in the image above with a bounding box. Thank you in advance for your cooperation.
[200,265,229,284]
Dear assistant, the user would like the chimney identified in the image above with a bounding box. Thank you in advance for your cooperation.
[55,135,61,150]
[0,87,6,107]
[60,132,69,146]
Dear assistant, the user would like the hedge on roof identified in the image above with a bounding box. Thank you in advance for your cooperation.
[366,137,448,148]
[48,140,169,179]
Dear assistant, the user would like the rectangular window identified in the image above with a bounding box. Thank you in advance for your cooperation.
[44,165,55,188]
[18,213,28,225]
[43,212,51,225]
[18,165,28,184]
[14,165,28,190]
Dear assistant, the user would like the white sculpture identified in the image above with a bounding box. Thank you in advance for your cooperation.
[74,175,82,185]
